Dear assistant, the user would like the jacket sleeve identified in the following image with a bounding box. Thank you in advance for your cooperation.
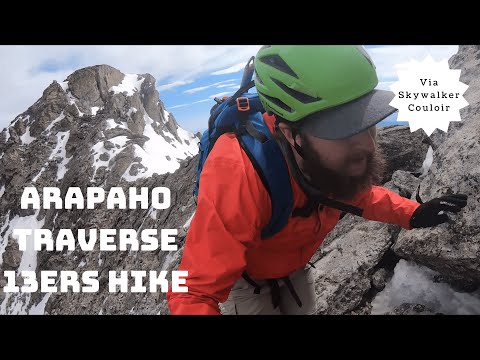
[166,138,270,315]
[349,185,421,230]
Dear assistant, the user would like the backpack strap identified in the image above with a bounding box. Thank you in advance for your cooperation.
[235,109,294,239]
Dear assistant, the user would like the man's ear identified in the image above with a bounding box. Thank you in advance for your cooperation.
[277,122,297,147]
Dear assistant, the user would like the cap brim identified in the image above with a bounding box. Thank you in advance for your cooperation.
[300,89,397,140]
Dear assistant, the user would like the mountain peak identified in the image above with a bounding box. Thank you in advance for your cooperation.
[0,64,199,212]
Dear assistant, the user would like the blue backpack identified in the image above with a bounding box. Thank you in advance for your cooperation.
[194,58,293,239]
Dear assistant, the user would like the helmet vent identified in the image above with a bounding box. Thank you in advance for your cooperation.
[255,73,264,85]
[258,91,293,113]
[259,55,298,79]
[271,78,321,104]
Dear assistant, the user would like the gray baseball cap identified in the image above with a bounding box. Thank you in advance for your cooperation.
[298,89,397,140]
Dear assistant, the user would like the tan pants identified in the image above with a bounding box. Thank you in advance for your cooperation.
[221,266,317,315]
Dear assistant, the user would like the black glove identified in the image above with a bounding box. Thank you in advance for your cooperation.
[410,194,468,228]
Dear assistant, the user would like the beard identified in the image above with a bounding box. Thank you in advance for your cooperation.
[299,134,386,201]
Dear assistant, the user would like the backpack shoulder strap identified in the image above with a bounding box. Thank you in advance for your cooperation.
[234,102,293,239]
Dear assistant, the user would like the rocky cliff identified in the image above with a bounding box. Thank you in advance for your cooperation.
[310,46,480,315]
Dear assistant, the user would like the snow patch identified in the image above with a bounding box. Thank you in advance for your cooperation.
[75,103,84,117]
[9,115,26,129]
[64,91,84,117]
[0,185,4,199]
[0,211,10,262]
[20,127,36,145]
[66,91,76,105]
[29,293,52,315]
[371,259,480,315]
[0,210,45,272]
[150,209,157,220]
[45,112,65,133]
[91,135,129,179]
[51,131,71,181]
[1,293,31,315]
[421,146,434,177]
[32,166,46,183]
[60,81,69,92]
[183,211,196,232]
[91,107,100,116]
[3,129,10,142]
[127,107,138,117]
[161,251,177,271]
[163,109,170,123]
[177,126,199,148]
[105,118,128,131]
[120,114,198,181]
[110,74,145,97]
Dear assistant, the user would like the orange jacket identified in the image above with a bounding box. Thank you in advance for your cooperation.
[167,114,421,315]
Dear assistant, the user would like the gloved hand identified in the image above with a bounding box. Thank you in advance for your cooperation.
[410,194,468,228]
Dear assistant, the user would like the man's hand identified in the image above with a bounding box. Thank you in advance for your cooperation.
[410,194,468,228]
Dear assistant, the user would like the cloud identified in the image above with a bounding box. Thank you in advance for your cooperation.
[210,63,246,75]
[209,92,232,99]
[183,85,211,94]
[216,84,233,88]
[157,80,193,91]
[168,99,211,109]
[183,79,238,94]
[376,81,396,91]
[367,45,459,82]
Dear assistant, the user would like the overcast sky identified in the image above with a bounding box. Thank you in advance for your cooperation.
[0,45,459,134]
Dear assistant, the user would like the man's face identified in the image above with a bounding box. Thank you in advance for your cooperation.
[298,127,385,201]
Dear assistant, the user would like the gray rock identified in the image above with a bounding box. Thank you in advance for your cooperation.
[129,163,147,176]
[394,45,480,288]
[99,153,110,161]
[425,129,448,152]
[66,65,124,111]
[311,216,400,314]
[371,268,391,291]
[141,74,162,124]
[127,111,145,135]
[104,127,131,139]
[2,236,22,270]
[103,141,115,150]
[449,45,480,122]
[391,170,422,199]
[376,126,429,183]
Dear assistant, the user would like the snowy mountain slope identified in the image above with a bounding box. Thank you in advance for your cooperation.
[0,65,199,314]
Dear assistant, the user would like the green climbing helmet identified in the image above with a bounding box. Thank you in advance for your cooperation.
[254,45,396,139]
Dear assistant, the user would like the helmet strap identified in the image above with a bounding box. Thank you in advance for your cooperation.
[274,114,305,159]
[291,128,305,159]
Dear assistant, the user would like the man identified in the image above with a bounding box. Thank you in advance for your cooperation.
[166,45,467,315]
